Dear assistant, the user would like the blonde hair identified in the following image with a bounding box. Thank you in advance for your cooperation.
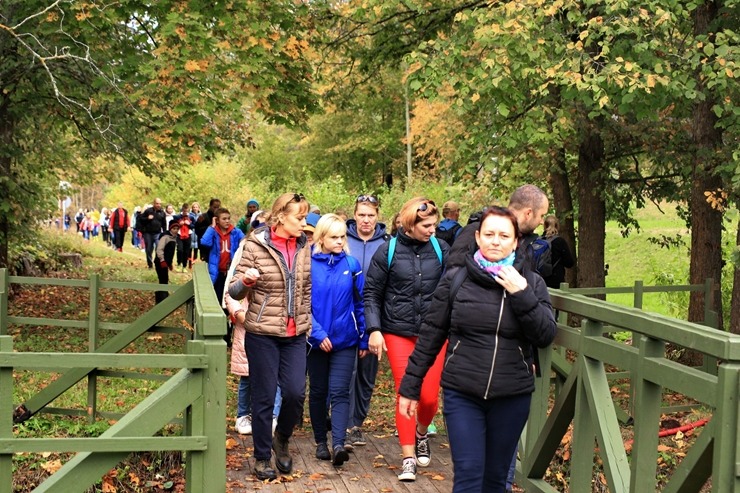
[264,192,309,227]
[543,214,560,238]
[313,214,350,254]
[398,197,439,232]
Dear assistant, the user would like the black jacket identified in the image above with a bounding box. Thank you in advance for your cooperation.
[399,254,556,401]
[139,206,166,234]
[364,230,449,338]
[542,235,575,288]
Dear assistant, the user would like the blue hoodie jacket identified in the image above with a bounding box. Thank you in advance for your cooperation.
[346,220,388,274]
[199,225,245,283]
[309,251,367,351]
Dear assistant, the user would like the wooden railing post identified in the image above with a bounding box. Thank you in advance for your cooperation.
[88,274,100,423]
[0,335,13,493]
[186,263,226,493]
[713,362,740,491]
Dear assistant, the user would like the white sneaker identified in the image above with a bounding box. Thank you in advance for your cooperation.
[236,415,252,435]
[272,417,278,434]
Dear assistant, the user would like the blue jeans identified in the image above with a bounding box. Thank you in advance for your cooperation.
[143,232,160,267]
[307,346,356,449]
[348,347,378,428]
[237,376,251,418]
[444,389,531,493]
[244,332,306,461]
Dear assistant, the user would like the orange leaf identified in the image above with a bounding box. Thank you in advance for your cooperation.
[40,459,63,474]
[432,474,446,480]
[226,437,238,450]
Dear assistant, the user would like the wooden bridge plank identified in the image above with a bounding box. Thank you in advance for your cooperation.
[225,428,454,493]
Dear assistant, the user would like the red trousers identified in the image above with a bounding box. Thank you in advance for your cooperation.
[384,333,447,447]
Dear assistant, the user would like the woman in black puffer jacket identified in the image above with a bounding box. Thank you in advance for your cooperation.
[398,206,557,493]
[364,197,449,482]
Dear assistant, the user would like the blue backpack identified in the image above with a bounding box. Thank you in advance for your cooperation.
[530,235,556,278]
[387,235,443,267]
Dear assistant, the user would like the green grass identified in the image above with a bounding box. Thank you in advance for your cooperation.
[603,202,691,317]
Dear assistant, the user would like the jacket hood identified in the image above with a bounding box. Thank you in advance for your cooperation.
[346,219,387,242]
[312,250,347,265]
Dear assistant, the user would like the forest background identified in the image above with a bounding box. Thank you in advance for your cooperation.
[1,0,738,345]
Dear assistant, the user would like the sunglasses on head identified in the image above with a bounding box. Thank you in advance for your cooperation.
[292,193,305,203]
[417,200,436,213]
[356,195,378,204]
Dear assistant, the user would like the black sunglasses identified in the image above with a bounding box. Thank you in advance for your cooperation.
[356,195,378,204]
[292,193,305,202]
[418,200,436,212]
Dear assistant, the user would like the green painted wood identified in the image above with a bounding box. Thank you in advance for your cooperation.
[6,316,88,329]
[19,282,194,417]
[192,263,225,338]
[8,276,89,287]
[95,370,173,381]
[661,419,713,493]
[710,363,740,492]
[99,280,179,291]
[33,368,202,492]
[640,356,718,405]
[551,291,740,359]
[526,361,578,476]
[571,357,597,491]
[0,336,12,493]
[629,335,664,493]
[0,436,207,453]
[0,353,208,369]
[88,275,100,423]
[199,339,226,493]
[582,357,630,492]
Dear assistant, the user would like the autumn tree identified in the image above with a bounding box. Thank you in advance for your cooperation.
[0,0,318,268]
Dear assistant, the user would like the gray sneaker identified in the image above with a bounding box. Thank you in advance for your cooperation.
[398,457,417,482]
[347,427,367,446]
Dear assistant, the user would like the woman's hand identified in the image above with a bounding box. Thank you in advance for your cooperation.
[398,396,418,419]
[242,268,260,286]
[319,337,333,352]
[368,331,387,360]
[495,265,527,294]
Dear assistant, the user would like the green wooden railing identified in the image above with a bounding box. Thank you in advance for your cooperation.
[518,287,739,492]
[0,264,226,493]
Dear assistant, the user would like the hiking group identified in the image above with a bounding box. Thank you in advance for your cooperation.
[220,185,573,493]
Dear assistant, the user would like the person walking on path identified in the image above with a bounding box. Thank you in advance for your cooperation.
[307,214,367,466]
[364,197,449,482]
[398,206,557,492]
[228,192,312,481]
[344,194,388,449]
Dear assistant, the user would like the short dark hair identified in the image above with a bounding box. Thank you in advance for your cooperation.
[478,206,521,240]
[215,207,230,217]
[209,198,221,207]
[508,184,547,212]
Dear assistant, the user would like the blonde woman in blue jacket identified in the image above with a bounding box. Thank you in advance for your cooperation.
[308,214,367,466]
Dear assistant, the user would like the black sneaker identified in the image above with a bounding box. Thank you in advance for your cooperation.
[415,432,431,467]
[332,445,349,466]
[398,457,416,482]
[315,442,331,461]
[254,459,277,481]
[347,427,366,446]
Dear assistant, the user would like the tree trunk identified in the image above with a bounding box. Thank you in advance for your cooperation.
[576,127,606,293]
[688,1,724,330]
[548,146,577,287]
[0,103,12,270]
[681,0,724,365]
[730,219,740,334]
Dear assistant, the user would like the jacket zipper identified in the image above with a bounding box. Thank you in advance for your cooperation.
[484,291,506,398]
[257,294,269,322]
[445,340,461,367]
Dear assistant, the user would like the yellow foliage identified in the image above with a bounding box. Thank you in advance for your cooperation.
[175,25,187,40]
[184,60,202,72]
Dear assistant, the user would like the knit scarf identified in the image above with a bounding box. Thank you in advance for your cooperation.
[474,249,515,277]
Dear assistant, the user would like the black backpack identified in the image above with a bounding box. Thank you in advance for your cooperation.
[435,223,462,246]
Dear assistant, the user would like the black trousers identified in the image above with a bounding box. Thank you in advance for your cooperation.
[113,228,126,250]
[155,264,170,304]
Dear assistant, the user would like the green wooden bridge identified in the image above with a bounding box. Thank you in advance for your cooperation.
[0,265,736,492]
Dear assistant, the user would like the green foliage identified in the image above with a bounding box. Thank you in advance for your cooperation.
[8,229,85,275]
